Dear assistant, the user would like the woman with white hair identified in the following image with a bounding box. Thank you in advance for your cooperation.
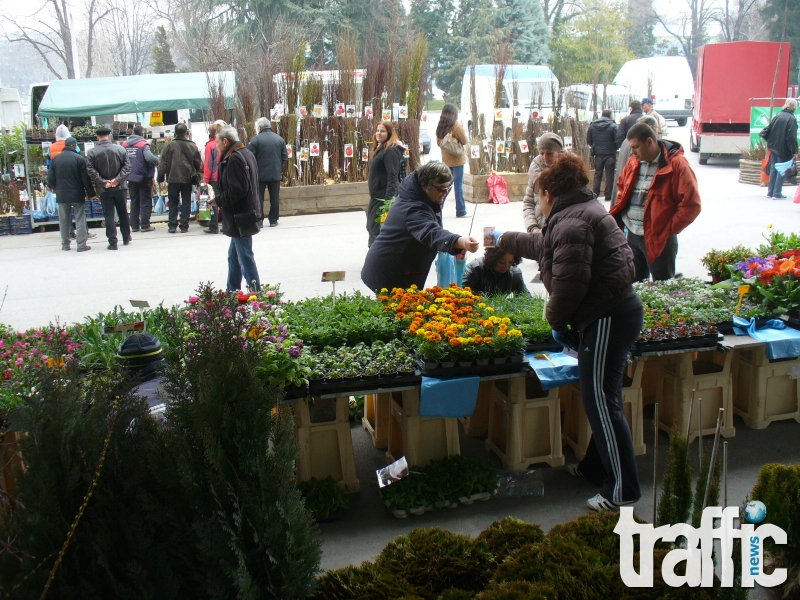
[761,98,798,200]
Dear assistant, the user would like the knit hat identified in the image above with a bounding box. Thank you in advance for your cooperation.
[116,333,164,381]
[96,126,112,136]
[55,124,70,141]
[64,137,78,147]
[537,132,564,152]
[641,97,654,106]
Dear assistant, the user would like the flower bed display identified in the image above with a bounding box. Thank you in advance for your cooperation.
[379,284,527,374]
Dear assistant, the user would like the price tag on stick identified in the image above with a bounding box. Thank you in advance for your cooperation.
[735,285,750,316]
[322,271,346,308]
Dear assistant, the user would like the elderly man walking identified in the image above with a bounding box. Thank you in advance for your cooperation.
[86,126,132,250]
[157,122,202,233]
[47,137,95,252]
[762,98,798,199]
[248,117,288,227]
[210,126,263,292]
[641,98,668,139]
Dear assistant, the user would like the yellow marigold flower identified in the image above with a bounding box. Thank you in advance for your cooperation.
[508,329,523,337]
[381,288,388,293]
[501,317,511,325]
[485,307,494,312]
[248,325,265,339]
[767,224,774,229]
[478,302,486,308]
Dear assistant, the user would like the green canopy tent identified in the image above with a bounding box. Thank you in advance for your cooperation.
[37,71,236,117]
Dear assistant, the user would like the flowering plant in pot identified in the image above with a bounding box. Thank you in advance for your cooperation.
[700,245,753,282]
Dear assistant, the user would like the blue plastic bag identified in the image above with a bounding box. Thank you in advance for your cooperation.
[154,196,166,214]
[42,191,58,216]
[436,251,457,287]
[525,352,580,390]
[733,316,800,359]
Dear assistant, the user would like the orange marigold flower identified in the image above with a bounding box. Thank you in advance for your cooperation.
[449,338,461,347]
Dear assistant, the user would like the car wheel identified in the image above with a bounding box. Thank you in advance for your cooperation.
[699,153,709,165]
[689,133,699,153]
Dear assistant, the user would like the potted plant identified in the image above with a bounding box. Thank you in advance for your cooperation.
[700,245,753,283]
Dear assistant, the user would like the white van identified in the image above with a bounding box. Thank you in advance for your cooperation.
[459,64,559,138]
[564,84,631,122]
[0,87,24,132]
[612,57,694,126]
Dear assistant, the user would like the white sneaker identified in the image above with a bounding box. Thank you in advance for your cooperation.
[587,493,638,512]
[565,463,584,478]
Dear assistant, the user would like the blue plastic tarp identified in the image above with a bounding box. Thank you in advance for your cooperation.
[420,375,480,418]
[732,316,800,359]
[525,352,580,390]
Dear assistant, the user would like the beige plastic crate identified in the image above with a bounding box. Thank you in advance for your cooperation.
[362,392,392,449]
[733,347,800,430]
[657,349,735,444]
[459,380,493,437]
[385,388,461,468]
[485,374,565,470]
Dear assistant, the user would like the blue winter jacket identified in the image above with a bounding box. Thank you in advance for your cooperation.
[361,171,461,292]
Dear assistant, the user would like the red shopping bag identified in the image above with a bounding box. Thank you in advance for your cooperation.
[486,172,510,204]
[794,186,800,204]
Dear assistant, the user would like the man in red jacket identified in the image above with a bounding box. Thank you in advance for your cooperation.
[610,123,701,282]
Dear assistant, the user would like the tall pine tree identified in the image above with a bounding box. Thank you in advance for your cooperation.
[153,25,176,74]
[495,0,551,64]
[625,0,657,57]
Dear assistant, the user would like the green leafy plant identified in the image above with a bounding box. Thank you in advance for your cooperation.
[701,245,754,280]
[484,294,552,343]
[313,562,419,600]
[758,228,800,257]
[476,517,545,562]
[298,476,350,521]
[375,196,396,225]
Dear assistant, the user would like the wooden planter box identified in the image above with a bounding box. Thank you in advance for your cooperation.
[269,181,369,216]
[739,159,800,186]
[464,173,529,204]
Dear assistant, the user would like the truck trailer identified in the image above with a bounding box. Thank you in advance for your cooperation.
[690,41,791,164]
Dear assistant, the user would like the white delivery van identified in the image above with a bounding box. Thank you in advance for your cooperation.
[460,64,559,138]
[612,57,694,126]
[0,87,24,132]
[564,83,631,122]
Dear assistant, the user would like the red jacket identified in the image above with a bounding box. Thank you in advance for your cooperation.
[610,140,701,262]
[204,139,219,183]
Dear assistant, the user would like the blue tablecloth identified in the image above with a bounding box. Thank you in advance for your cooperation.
[732,316,800,359]
[420,375,480,417]
[525,351,580,390]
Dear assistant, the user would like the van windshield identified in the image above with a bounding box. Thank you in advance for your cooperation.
[515,82,552,108]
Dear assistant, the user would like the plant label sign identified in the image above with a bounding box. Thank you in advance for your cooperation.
[298,106,308,119]
[470,145,480,159]
[483,227,496,248]
[312,104,324,118]
[421,111,428,122]
[364,106,373,118]
[104,321,145,334]
[495,140,505,154]
[321,271,346,282]
[299,147,309,161]
[346,105,356,117]
[344,143,354,158]
[335,103,346,117]
[83,142,94,151]
[495,108,505,121]
[310,143,320,157]
[399,105,408,119]
[518,140,529,153]
[361,147,369,161]
[382,109,392,122]
[270,108,280,122]
[286,145,293,158]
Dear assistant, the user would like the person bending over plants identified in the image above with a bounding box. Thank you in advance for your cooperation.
[493,153,643,512]
[462,247,529,296]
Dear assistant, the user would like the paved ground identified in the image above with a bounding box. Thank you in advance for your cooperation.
[0,123,797,595]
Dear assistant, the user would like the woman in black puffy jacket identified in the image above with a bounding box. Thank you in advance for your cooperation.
[366,121,404,247]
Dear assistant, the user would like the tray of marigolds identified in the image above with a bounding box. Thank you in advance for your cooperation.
[378,284,530,379]
[301,340,421,395]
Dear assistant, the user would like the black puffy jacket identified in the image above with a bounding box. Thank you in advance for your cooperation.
[361,172,461,292]
[498,187,635,333]
[216,143,262,238]
[47,146,96,204]
[462,258,529,296]
[587,117,619,155]
[764,109,799,159]
[248,127,288,182]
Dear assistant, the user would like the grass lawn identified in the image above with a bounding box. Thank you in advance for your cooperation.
[425,99,445,110]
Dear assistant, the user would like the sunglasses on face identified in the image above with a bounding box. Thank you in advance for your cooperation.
[431,183,453,194]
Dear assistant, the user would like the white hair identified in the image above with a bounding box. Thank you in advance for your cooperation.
[217,125,240,144]
[784,98,798,112]
[213,119,227,127]
[255,117,271,132]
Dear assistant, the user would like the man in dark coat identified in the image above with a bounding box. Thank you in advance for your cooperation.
[123,125,159,232]
[361,161,479,292]
[157,122,202,233]
[587,109,619,201]
[248,117,288,227]
[86,126,132,250]
[210,125,262,292]
[47,137,95,252]
[763,98,798,199]
[615,100,644,148]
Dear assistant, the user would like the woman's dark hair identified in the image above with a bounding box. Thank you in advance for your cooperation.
[436,103,459,139]
[373,121,400,157]
[484,246,521,270]
[536,153,589,198]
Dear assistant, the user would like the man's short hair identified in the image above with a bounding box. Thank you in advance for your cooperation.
[637,115,658,131]
[217,125,240,144]
[784,98,798,112]
[629,99,642,110]
[627,122,658,144]
[175,123,188,138]
[255,117,271,132]
[133,125,144,136]
[601,109,612,118]
[416,161,452,188]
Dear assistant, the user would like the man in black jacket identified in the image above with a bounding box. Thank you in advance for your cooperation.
[615,100,644,148]
[47,137,95,252]
[86,126,132,250]
[210,126,262,292]
[763,98,798,199]
[157,122,202,232]
[361,161,479,292]
[248,118,288,227]
[587,109,619,201]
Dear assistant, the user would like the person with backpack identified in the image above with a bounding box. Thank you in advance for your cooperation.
[435,103,469,218]
[123,125,159,232]
[366,121,405,247]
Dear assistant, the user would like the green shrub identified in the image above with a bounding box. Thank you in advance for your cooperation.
[545,511,627,565]
[751,463,800,564]
[298,476,350,521]
[313,562,419,600]
[476,517,545,562]
[475,581,558,600]
[492,536,614,600]
[437,589,477,600]
[657,427,694,527]
[376,527,495,597]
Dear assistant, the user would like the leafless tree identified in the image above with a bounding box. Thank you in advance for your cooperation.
[100,0,157,76]
[714,0,767,41]
[1,0,112,79]
[655,0,716,78]
[541,0,583,32]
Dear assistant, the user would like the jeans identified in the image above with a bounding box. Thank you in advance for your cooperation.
[576,294,643,503]
[208,181,220,232]
[593,154,616,201]
[100,189,131,245]
[627,231,678,282]
[168,182,193,230]
[259,180,281,224]
[59,202,88,249]
[129,178,153,229]
[767,152,790,197]
[227,236,260,292]
[451,165,466,217]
